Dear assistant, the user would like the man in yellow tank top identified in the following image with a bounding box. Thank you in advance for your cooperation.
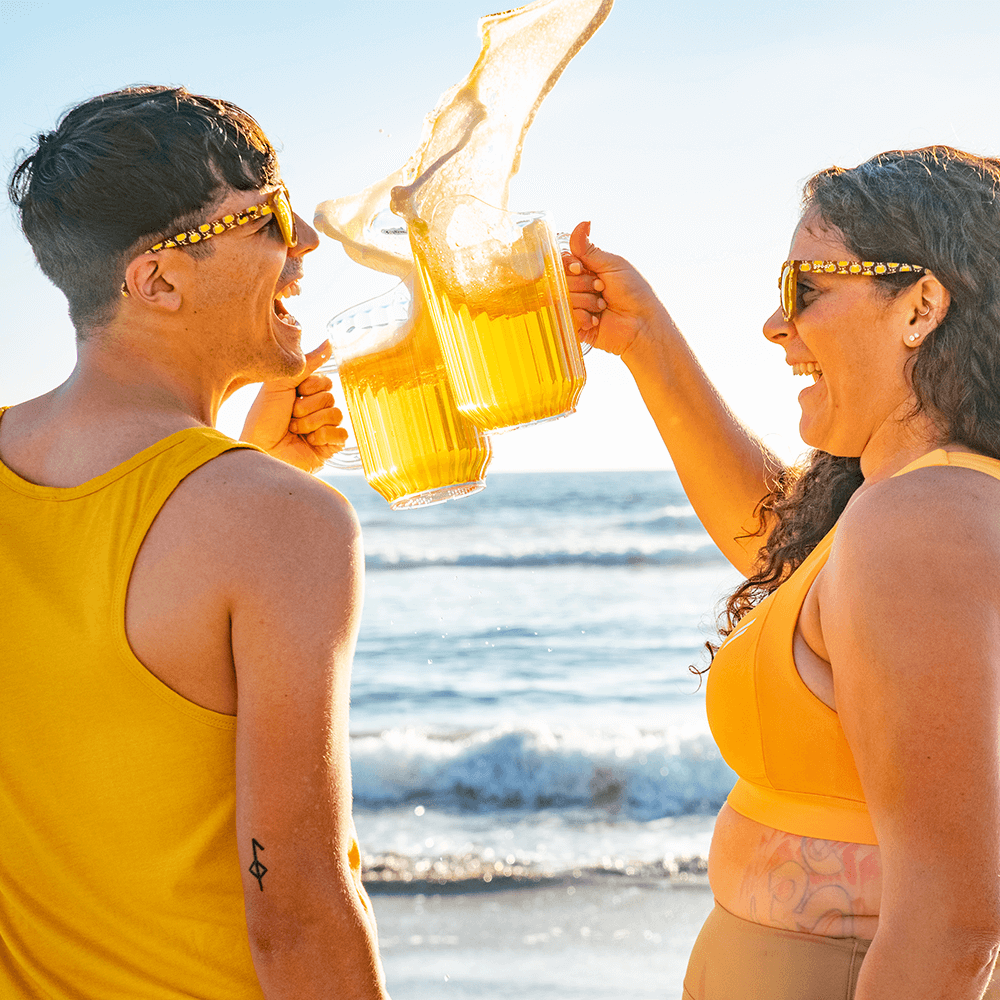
[1,87,390,999]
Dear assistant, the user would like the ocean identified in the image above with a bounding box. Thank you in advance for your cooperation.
[325,468,740,889]
[321,468,741,997]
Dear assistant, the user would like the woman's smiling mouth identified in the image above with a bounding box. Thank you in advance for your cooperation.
[792,362,822,381]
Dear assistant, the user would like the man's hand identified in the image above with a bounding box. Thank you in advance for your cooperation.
[241,341,349,473]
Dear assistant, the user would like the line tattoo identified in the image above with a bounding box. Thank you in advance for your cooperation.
[249,838,268,891]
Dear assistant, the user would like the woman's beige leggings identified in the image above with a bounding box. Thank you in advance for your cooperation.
[683,902,1000,1000]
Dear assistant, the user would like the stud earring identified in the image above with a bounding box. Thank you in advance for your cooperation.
[908,332,920,343]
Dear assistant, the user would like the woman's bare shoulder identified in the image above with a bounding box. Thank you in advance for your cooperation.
[836,458,1000,562]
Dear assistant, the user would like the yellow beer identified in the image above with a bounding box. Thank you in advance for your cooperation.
[335,294,491,510]
[413,216,586,433]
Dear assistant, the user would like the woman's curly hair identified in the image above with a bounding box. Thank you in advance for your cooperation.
[720,146,1000,636]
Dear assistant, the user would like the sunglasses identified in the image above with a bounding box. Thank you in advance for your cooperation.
[779,259,926,322]
[121,184,297,296]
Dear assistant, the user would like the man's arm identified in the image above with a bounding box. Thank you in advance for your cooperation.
[224,456,388,999]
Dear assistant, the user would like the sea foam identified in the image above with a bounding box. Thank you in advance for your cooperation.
[350,724,735,819]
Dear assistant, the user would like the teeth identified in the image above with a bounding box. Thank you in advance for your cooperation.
[275,280,301,300]
[272,295,302,328]
[792,362,822,377]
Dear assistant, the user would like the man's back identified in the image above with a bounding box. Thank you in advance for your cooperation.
[0,421,266,998]
[0,400,382,998]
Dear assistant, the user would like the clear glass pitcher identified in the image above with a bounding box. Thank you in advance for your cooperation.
[408,195,587,434]
[321,279,492,509]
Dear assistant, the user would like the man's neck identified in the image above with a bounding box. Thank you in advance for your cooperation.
[0,330,232,489]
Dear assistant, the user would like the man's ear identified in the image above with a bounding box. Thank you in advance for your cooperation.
[122,253,184,311]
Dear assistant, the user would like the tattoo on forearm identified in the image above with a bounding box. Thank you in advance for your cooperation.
[249,838,268,891]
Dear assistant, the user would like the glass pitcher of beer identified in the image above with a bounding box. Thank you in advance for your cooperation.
[322,279,492,509]
[408,195,587,434]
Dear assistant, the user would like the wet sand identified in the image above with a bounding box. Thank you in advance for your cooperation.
[371,877,714,1000]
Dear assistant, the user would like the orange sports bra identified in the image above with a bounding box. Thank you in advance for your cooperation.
[705,449,1000,846]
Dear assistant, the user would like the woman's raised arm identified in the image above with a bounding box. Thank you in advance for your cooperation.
[565,222,784,576]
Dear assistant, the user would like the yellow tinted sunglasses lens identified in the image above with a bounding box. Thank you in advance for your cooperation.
[780,262,796,321]
[271,186,297,247]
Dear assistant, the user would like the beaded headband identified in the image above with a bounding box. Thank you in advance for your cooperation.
[784,259,926,277]
[143,201,272,253]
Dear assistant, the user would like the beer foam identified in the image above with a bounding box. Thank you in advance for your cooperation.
[314,0,614,278]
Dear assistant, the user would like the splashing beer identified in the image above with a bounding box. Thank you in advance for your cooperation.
[315,0,613,490]
[317,0,615,277]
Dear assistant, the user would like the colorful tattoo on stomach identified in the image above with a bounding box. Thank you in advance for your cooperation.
[744,833,880,936]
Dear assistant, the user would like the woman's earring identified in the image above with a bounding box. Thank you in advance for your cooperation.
[908,332,920,344]
[916,305,930,317]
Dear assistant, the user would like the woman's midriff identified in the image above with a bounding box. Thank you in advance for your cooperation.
[708,803,882,940]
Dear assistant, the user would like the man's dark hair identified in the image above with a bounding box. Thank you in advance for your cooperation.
[9,86,279,334]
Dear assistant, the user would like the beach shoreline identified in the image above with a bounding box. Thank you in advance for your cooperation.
[371,876,713,1000]
[362,851,710,895]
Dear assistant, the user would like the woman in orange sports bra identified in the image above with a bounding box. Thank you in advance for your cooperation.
[562,145,1000,999]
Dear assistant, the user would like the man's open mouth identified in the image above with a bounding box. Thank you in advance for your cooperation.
[274,279,302,328]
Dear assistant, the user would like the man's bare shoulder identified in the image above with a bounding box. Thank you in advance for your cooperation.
[166,447,360,568]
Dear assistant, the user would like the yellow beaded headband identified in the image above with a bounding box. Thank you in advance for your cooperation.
[121,184,297,296]
[780,258,926,321]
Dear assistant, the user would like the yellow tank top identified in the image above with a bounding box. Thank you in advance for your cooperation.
[706,449,1000,846]
[0,414,266,999]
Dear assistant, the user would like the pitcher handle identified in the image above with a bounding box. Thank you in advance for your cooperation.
[556,231,593,356]
[317,359,363,470]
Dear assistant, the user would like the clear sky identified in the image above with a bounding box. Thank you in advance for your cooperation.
[3,0,1000,472]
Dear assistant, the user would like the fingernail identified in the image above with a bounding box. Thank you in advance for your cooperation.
[593,279,605,292]
[591,313,600,326]
[597,298,606,311]
[569,262,582,275]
